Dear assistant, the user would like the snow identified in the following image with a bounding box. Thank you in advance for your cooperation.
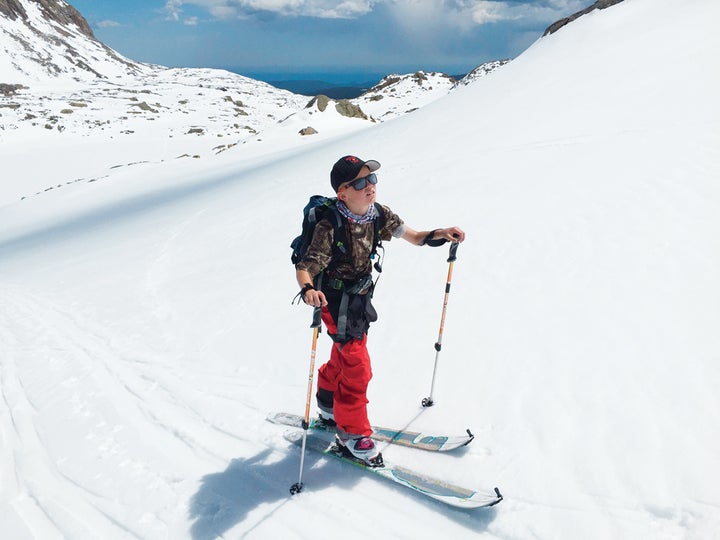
[356,71,458,121]
[0,0,148,83]
[1,0,720,538]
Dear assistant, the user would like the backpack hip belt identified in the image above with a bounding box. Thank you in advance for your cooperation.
[324,274,374,295]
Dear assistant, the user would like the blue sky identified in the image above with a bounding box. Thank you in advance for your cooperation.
[70,0,586,82]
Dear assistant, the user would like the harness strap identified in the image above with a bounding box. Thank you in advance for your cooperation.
[336,290,350,343]
[315,271,325,293]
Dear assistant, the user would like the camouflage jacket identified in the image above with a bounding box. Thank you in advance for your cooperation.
[295,203,405,281]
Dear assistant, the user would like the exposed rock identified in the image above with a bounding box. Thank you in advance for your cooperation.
[335,99,367,120]
[544,0,625,36]
[129,101,158,113]
[0,0,26,20]
[299,126,317,135]
[372,76,401,92]
[0,0,94,38]
[0,83,28,95]
[1,0,148,81]
[306,95,330,112]
[303,94,368,119]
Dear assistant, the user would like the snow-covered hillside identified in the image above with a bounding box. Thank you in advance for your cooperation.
[0,64,310,203]
[1,1,508,205]
[0,0,148,82]
[356,71,460,121]
[1,0,719,539]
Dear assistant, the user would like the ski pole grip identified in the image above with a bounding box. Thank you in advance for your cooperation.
[447,241,459,262]
[311,306,322,328]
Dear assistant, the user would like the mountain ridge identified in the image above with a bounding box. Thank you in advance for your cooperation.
[0,0,147,82]
[0,0,93,37]
[1,0,510,203]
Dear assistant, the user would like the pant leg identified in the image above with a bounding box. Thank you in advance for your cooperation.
[316,335,341,416]
[317,306,373,437]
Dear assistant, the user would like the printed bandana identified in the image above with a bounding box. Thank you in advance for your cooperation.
[337,200,377,224]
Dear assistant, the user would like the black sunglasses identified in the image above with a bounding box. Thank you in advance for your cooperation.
[345,173,378,191]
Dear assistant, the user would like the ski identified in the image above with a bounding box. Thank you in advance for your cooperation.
[267,412,474,452]
[284,430,502,509]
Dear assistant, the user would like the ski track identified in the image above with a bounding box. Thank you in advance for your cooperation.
[0,283,265,538]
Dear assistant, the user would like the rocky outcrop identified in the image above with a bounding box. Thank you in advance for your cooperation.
[334,99,367,120]
[0,0,94,36]
[0,82,28,95]
[305,94,368,120]
[306,94,330,112]
[544,0,625,36]
[0,0,26,20]
[1,0,148,82]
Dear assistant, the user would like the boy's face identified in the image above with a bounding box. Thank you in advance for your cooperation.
[338,165,376,208]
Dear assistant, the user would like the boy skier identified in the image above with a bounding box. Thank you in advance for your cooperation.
[295,155,465,465]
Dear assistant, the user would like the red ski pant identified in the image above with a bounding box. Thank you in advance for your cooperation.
[317,306,373,437]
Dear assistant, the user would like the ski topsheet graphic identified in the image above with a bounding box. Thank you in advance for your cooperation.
[283,430,502,509]
[267,412,474,452]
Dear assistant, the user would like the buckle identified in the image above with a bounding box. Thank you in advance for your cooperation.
[328,278,344,290]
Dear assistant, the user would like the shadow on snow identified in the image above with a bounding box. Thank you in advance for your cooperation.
[188,443,498,539]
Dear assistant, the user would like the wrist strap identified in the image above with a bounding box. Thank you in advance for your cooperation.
[292,283,316,305]
[422,229,448,247]
[300,283,315,299]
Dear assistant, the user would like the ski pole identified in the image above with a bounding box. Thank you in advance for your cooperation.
[290,306,323,495]
[422,240,459,407]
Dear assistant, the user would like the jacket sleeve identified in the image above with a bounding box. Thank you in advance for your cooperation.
[294,219,335,278]
[378,204,405,241]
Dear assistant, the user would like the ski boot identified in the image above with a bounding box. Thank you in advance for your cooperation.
[335,435,384,467]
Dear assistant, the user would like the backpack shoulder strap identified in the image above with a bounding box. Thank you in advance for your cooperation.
[324,201,348,261]
[374,201,386,222]
[372,203,386,248]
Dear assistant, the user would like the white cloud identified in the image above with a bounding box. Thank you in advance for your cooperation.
[165,0,183,21]
[96,20,122,28]
[386,0,587,28]
[486,0,587,25]
[470,1,515,24]
[164,0,375,20]
[163,0,583,25]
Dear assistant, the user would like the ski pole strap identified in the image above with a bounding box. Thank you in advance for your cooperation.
[422,229,448,247]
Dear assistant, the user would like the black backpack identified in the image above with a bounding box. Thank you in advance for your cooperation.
[290,195,386,273]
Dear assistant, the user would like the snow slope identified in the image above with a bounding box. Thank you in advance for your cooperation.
[1,1,508,206]
[1,0,719,538]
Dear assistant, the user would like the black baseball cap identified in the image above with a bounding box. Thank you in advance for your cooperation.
[330,155,381,192]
